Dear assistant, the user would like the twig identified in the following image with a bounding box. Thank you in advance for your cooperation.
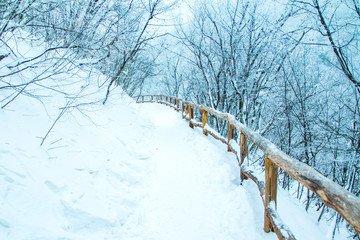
[40,100,72,146]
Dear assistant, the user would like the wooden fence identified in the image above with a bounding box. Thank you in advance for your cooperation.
[134,94,360,239]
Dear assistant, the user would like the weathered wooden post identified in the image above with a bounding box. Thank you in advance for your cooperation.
[189,105,194,128]
[202,110,208,136]
[182,103,185,119]
[240,132,248,181]
[151,96,153,102]
[176,99,179,110]
[227,121,234,152]
[264,157,278,233]
[142,96,144,103]
[240,132,248,165]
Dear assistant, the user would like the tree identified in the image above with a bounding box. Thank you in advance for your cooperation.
[274,0,360,237]
[0,0,176,107]
[102,0,176,104]
[173,0,291,135]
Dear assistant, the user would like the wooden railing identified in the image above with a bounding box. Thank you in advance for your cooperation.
[134,95,360,239]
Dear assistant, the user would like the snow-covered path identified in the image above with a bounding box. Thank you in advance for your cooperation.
[2,93,336,240]
[0,94,277,240]
[136,103,275,240]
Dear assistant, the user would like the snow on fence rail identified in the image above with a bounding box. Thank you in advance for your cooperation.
[133,95,360,239]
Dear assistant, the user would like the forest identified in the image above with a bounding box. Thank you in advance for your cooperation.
[1,0,359,238]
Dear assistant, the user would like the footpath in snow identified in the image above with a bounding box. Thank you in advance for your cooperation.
[0,92,337,239]
[136,103,274,240]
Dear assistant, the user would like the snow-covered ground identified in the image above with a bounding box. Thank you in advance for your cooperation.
[0,90,273,239]
[0,88,349,239]
[0,19,353,239]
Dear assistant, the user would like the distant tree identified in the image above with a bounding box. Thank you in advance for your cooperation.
[102,0,176,103]
[161,57,185,98]
[174,0,291,135]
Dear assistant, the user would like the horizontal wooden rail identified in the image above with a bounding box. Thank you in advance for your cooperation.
[134,94,360,239]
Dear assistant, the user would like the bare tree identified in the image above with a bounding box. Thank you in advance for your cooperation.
[173,0,291,135]
[102,0,176,104]
[289,0,360,92]
[0,0,176,107]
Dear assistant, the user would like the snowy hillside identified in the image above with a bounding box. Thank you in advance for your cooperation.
[0,90,268,239]
[0,29,348,239]
[0,88,348,239]
[1,0,358,238]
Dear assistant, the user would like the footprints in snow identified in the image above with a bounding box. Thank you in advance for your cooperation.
[61,201,116,232]
[42,161,148,234]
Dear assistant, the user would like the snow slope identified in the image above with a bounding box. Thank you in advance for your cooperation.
[0,26,350,240]
[1,28,277,239]
[0,91,275,239]
[0,90,347,239]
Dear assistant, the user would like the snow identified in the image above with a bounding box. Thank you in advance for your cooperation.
[0,89,278,239]
[277,187,348,240]
[0,88,352,239]
[242,164,349,240]
[0,59,349,240]
[139,103,275,240]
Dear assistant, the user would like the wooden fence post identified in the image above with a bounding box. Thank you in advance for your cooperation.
[227,122,234,152]
[151,96,153,102]
[240,132,248,165]
[264,157,278,233]
[142,96,144,103]
[176,99,179,110]
[182,103,185,119]
[189,105,194,128]
[240,132,248,180]
[202,110,208,136]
